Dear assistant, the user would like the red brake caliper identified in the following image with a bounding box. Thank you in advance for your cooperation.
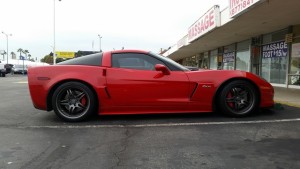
[81,97,87,106]
[227,91,234,108]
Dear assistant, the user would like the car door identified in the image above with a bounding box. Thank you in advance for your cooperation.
[106,52,191,110]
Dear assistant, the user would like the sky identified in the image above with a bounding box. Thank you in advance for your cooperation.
[0,0,228,61]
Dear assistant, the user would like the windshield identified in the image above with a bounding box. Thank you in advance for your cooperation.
[150,52,189,71]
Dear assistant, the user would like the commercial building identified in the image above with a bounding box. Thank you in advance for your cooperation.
[163,0,300,89]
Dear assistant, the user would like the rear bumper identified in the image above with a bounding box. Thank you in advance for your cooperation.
[27,69,48,110]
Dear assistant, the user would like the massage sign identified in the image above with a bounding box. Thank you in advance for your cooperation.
[262,41,288,58]
[188,5,220,43]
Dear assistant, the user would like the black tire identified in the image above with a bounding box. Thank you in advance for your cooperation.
[217,80,259,117]
[52,81,97,122]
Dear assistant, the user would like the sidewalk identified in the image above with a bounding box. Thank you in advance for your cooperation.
[274,87,300,108]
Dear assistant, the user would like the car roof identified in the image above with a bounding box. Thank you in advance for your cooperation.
[110,49,149,54]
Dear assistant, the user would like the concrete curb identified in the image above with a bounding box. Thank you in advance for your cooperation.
[275,101,300,109]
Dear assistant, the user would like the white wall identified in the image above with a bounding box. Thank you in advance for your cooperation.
[162,44,178,57]
[220,7,233,25]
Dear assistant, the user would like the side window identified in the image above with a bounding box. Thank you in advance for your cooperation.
[112,53,165,70]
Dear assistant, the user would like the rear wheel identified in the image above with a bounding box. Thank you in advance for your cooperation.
[52,81,97,122]
[217,80,259,117]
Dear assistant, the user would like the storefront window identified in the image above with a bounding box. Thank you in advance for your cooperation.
[209,49,218,70]
[262,57,287,84]
[261,29,289,84]
[263,29,288,44]
[199,52,209,69]
[182,55,199,66]
[261,41,288,84]
[223,44,235,70]
[290,43,300,85]
[236,40,251,71]
[223,52,235,70]
[236,50,250,71]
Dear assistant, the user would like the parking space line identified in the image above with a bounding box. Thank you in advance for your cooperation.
[14,81,28,84]
[17,118,300,129]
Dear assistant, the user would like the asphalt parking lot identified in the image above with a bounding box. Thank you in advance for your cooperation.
[1,75,300,169]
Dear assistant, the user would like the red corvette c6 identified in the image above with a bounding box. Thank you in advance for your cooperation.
[28,50,274,122]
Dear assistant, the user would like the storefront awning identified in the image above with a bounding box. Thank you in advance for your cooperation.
[168,0,300,61]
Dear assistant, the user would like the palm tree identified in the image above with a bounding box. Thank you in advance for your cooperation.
[23,50,29,60]
[28,54,32,61]
[1,51,6,60]
[10,52,16,59]
[17,48,23,60]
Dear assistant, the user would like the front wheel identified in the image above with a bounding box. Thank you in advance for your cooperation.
[52,81,97,122]
[217,80,259,117]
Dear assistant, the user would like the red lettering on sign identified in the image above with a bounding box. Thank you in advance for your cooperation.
[229,0,259,17]
[209,10,214,27]
[188,6,219,42]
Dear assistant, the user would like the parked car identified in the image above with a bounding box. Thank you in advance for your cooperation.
[185,66,199,71]
[5,64,13,74]
[0,61,6,77]
[28,50,274,122]
[13,64,27,74]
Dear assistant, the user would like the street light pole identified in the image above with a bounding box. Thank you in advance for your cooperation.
[2,31,12,65]
[53,0,61,65]
[53,0,56,64]
[53,0,56,65]
[98,34,102,52]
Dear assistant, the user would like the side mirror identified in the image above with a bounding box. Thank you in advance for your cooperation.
[155,64,170,75]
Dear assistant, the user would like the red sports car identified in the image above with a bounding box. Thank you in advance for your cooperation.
[28,50,274,122]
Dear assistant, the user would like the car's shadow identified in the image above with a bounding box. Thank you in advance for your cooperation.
[42,105,298,126]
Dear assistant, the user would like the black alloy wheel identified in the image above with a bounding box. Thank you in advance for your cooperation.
[52,81,97,122]
[218,80,259,117]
